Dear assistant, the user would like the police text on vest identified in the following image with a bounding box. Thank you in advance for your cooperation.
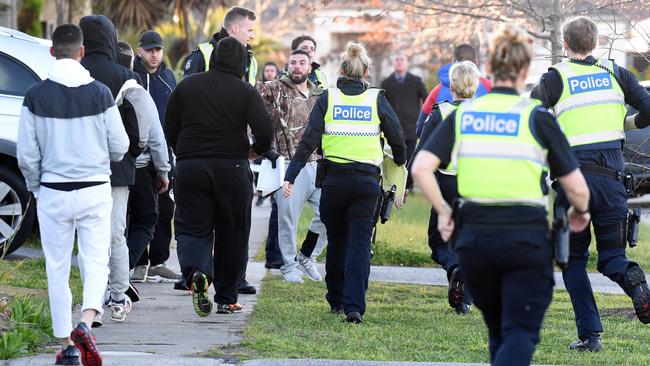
[461,112,520,137]
[333,105,373,122]
[568,73,612,94]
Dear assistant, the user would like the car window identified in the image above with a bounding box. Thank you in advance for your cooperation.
[0,54,38,96]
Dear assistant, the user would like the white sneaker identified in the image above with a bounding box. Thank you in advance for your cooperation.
[297,253,322,281]
[110,295,132,322]
[283,269,304,283]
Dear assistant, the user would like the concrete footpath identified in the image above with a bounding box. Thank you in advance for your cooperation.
[5,200,643,365]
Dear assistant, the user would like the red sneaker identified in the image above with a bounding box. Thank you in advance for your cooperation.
[70,322,102,366]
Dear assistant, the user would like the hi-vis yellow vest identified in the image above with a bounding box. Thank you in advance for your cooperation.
[453,93,547,206]
[313,68,328,89]
[551,60,626,147]
[198,42,258,86]
[436,102,459,176]
[322,88,383,166]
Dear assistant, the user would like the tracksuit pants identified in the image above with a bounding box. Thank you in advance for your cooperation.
[174,158,253,305]
[108,186,130,302]
[274,162,327,274]
[38,183,112,338]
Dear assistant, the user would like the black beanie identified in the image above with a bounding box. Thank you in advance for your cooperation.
[209,36,247,78]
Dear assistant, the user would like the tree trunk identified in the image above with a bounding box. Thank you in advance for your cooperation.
[550,0,563,65]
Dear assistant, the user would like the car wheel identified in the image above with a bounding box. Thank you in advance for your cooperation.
[0,165,36,256]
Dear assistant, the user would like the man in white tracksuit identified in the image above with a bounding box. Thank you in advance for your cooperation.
[17,24,129,366]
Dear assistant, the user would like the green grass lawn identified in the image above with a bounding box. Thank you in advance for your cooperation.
[256,193,650,271]
[0,257,82,304]
[240,275,650,365]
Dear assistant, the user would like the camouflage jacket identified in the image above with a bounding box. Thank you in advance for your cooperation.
[257,76,322,161]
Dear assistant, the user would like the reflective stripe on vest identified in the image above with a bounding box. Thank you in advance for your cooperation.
[198,42,257,86]
[552,60,627,147]
[313,68,328,89]
[437,102,459,176]
[322,88,383,166]
[454,95,548,207]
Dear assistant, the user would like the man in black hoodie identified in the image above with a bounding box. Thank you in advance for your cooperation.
[165,37,274,316]
[79,14,147,323]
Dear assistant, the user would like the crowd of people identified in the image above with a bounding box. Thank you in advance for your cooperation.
[13,5,650,366]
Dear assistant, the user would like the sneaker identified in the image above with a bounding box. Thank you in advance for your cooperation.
[283,269,304,283]
[174,278,190,291]
[569,334,602,352]
[131,265,147,283]
[625,266,650,324]
[448,267,465,309]
[55,345,80,365]
[346,311,363,324]
[91,312,102,328]
[70,322,102,366]
[216,303,243,314]
[147,264,182,283]
[297,253,322,281]
[109,296,132,322]
[125,283,140,303]
[191,271,212,317]
[237,279,257,294]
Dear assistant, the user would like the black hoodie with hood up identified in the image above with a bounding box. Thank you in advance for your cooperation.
[79,14,143,187]
[164,37,272,160]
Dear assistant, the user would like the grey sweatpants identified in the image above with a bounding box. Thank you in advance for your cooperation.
[274,161,327,274]
[108,186,130,301]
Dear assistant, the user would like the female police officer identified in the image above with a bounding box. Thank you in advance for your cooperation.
[411,26,591,365]
[416,61,480,315]
[283,42,406,324]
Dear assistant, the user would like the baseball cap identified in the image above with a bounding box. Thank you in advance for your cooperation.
[138,31,163,50]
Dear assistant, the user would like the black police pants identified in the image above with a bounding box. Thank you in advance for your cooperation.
[455,226,553,366]
[320,173,380,315]
[137,188,174,267]
[174,158,253,305]
[427,174,472,304]
[126,167,159,269]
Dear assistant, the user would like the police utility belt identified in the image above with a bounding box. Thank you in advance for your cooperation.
[315,157,380,188]
[579,164,635,197]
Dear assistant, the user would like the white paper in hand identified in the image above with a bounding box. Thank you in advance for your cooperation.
[257,156,286,196]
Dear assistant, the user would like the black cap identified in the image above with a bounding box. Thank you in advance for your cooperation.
[138,31,163,50]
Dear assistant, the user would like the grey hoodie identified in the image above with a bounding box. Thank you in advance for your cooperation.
[17,58,129,197]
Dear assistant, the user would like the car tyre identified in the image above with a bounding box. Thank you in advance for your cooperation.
[0,165,36,256]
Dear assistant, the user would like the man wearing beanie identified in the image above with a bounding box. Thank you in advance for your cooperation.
[164,37,275,316]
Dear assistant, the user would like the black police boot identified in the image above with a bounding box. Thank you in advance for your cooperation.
[237,279,257,295]
[569,333,602,352]
[346,311,362,324]
[448,267,465,309]
[624,266,650,324]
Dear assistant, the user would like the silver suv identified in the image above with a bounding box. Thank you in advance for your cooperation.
[0,27,53,255]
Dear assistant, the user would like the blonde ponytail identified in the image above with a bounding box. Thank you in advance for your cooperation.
[449,61,480,99]
[340,42,370,79]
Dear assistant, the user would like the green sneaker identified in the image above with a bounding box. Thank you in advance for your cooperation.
[191,271,212,317]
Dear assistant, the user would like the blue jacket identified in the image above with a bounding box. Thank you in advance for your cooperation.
[434,63,489,104]
[133,57,177,125]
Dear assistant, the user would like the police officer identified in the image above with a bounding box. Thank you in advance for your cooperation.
[283,42,406,324]
[531,16,650,352]
[414,61,481,315]
[183,6,258,86]
[412,25,591,365]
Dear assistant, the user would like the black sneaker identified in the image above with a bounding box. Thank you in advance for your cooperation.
[346,311,362,324]
[216,303,243,314]
[191,271,212,317]
[174,278,190,291]
[125,282,140,303]
[448,267,465,309]
[55,345,80,365]
[237,279,257,294]
[625,266,650,324]
[70,322,102,366]
[569,334,602,352]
